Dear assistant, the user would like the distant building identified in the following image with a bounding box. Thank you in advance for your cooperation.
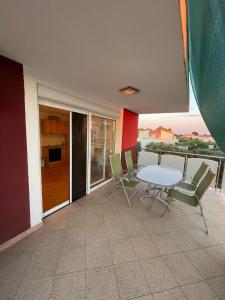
[181,133,214,143]
[149,127,177,144]
[138,126,177,148]
[138,128,152,139]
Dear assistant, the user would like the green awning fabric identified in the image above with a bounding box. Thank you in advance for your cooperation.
[187,0,225,151]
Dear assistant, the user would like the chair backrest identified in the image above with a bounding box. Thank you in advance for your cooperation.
[125,150,134,171]
[195,168,215,200]
[110,153,123,181]
[191,162,208,186]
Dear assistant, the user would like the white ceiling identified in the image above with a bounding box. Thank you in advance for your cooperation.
[0,0,188,114]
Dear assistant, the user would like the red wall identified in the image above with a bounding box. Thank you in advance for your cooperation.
[0,55,30,245]
[121,108,139,169]
[121,108,139,150]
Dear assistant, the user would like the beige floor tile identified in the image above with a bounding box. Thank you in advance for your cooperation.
[173,216,198,230]
[140,257,178,293]
[65,212,87,228]
[187,228,218,248]
[119,209,138,223]
[125,221,147,237]
[56,245,85,274]
[87,213,105,227]
[160,217,183,233]
[36,229,64,250]
[185,249,223,279]
[86,266,119,300]
[169,231,200,251]
[25,249,59,280]
[15,277,53,300]
[62,228,86,247]
[0,234,40,255]
[86,241,112,268]
[50,271,85,300]
[205,245,225,273]
[206,213,225,227]
[207,226,225,244]
[142,219,167,235]
[115,261,150,299]
[0,282,20,300]
[131,236,159,259]
[207,275,225,299]
[0,253,32,285]
[104,212,123,225]
[151,233,180,255]
[163,253,202,285]
[110,239,137,264]
[153,287,187,300]
[86,225,108,243]
[188,213,206,229]
[106,223,129,241]
[1,185,225,300]
[134,206,152,221]
[181,281,218,300]
[133,295,154,300]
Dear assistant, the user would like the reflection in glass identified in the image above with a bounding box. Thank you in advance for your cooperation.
[91,116,115,186]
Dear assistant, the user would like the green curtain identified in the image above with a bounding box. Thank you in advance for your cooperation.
[187,0,225,151]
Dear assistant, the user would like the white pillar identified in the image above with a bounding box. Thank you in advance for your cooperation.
[23,66,43,227]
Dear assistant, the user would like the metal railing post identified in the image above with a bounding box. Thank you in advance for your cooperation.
[183,154,188,180]
[220,160,225,191]
[158,151,161,165]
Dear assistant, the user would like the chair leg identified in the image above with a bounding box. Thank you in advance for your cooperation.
[121,184,132,208]
[161,197,172,217]
[199,202,208,234]
[147,187,160,213]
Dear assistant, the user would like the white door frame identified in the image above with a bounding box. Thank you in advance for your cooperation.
[38,101,89,216]
[38,100,117,216]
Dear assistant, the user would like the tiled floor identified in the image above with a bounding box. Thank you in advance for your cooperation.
[1,183,225,299]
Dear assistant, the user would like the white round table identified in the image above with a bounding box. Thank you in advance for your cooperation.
[137,165,182,209]
[137,165,182,187]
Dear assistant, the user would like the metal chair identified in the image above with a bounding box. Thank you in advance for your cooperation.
[125,150,143,178]
[162,168,215,233]
[177,161,209,192]
[110,153,139,208]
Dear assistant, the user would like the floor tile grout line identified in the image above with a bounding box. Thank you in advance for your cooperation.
[107,237,122,300]
[182,247,225,280]
[162,251,204,288]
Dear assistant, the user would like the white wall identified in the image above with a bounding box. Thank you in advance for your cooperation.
[23,67,43,227]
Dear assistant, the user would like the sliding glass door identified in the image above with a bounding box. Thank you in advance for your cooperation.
[91,115,115,186]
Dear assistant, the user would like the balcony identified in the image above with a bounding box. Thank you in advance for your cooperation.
[1,180,225,299]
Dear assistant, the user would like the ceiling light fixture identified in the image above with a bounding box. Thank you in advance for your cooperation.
[119,86,140,96]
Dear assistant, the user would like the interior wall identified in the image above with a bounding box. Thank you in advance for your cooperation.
[0,55,30,244]
[121,108,139,169]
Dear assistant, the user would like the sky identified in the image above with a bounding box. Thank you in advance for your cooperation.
[138,83,210,135]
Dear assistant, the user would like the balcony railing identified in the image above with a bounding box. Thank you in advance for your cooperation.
[138,149,225,190]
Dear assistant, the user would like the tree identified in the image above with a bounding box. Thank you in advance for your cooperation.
[137,141,142,152]
[192,131,199,136]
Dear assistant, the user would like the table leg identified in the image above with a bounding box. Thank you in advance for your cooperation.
[154,187,172,210]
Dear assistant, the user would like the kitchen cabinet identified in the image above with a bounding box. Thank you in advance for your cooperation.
[41,119,69,135]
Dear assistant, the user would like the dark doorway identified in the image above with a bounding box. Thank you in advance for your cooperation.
[72,112,87,201]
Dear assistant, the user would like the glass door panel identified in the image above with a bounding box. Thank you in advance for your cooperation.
[91,116,106,185]
[91,115,115,186]
[105,119,116,180]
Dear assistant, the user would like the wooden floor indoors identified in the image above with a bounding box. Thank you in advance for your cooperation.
[41,162,69,212]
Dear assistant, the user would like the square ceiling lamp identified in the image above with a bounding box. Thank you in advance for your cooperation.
[119,86,140,95]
